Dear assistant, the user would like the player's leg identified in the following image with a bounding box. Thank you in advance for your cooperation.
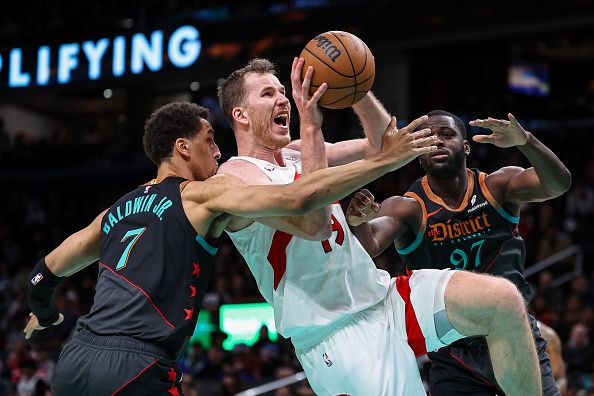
[100,355,183,396]
[444,271,541,396]
[54,330,182,395]
[393,270,500,395]
[293,302,427,396]
[86,341,182,395]
[429,351,499,396]
[52,339,92,396]
[428,342,502,396]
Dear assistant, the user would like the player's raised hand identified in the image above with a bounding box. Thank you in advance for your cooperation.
[23,312,64,339]
[346,189,380,226]
[291,57,327,129]
[469,113,529,148]
[378,115,438,170]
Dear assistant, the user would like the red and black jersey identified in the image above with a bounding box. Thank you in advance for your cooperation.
[398,168,530,301]
[78,176,217,360]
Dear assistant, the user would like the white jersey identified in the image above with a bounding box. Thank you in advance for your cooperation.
[226,149,390,339]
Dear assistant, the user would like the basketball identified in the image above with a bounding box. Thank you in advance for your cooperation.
[299,31,375,109]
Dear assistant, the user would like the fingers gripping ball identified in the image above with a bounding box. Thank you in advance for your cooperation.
[300,31,375,109]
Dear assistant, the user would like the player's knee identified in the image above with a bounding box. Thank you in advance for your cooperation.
[487,277,526,329]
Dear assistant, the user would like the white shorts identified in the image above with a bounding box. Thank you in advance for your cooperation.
[293,269,464,396]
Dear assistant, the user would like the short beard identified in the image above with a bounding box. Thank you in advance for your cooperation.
[251,111,291,150]
[422,150,466,179]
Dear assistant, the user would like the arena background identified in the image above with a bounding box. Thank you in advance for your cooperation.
[1,1,593,395]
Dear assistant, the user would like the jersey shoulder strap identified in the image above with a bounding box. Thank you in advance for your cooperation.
[476,170,520,224]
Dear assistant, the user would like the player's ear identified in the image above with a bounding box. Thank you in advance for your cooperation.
[464,140,470,156]
[232,107,248,127]
[175,138,191,159]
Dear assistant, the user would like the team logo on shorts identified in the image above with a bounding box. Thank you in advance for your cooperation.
[31,273,43,285]
[322,352,333,367]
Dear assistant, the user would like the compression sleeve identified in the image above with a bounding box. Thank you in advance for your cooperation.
[26,258,64,327]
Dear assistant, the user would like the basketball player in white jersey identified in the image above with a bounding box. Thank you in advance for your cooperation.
[216,57,541,395]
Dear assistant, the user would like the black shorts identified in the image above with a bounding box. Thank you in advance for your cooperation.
[428,314,559,396]
[52,329,183,396]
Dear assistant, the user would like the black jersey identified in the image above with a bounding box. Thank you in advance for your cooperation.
[78,176,217,360]
[398,168,530,301]
[398,169,558,395]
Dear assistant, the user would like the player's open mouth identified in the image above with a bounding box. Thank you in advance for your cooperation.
[273,113,288,127]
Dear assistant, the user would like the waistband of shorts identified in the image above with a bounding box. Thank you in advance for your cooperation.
[291,304,379,351]
[74,328,172,360]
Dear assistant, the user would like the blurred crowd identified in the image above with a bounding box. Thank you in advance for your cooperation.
[0,110,593,396]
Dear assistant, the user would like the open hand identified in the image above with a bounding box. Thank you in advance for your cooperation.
[469,113,529,148]
[346,189,380,226]
[23,312,64,339]
[291,57,328,129]
[379,115,438,170]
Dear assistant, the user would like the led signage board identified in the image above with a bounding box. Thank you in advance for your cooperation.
[0,25,201,88]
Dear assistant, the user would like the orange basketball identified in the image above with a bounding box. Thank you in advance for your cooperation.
[299,31,375,109]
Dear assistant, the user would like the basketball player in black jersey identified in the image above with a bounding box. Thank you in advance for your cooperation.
[21,92,441,393]
[346,110,571,395]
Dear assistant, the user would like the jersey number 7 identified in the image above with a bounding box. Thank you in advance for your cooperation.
[116,227,147,271]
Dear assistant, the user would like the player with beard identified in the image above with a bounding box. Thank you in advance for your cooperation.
[217,59,544,395]
[23,100,438,396]
[346,110,571,395]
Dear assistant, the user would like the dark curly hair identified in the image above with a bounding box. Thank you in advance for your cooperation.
[143,102,210,165]
[217,58,277,126]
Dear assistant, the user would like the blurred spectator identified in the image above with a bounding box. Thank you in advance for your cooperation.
[563,323,594,392]
[194,345,225,395]
[566,178,594,217]
[253,326,281,382]
[15,358,46,396]
[180,372,198,396]
[535,220,573,264]
[531,294,561,329]
[570,275,594,307]
[28,348,54,387]
[252,325,273,354]
[536,271,565,312]
[562,294,586,334]
[221,366,243,395]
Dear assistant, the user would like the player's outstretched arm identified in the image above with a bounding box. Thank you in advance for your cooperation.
[286,92,392,166]
[24,210,105,339]
[347,191,421,258]
[205,116,437,218]
[470,113,571,205]
[44,209,105,276]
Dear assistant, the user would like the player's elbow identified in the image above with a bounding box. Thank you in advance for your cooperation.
[368,244,381,259]
[284,192,334,240]
[307,220,333,240]
[296,222,332,241]
[559,168,572,194]
[548,168,572,198]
